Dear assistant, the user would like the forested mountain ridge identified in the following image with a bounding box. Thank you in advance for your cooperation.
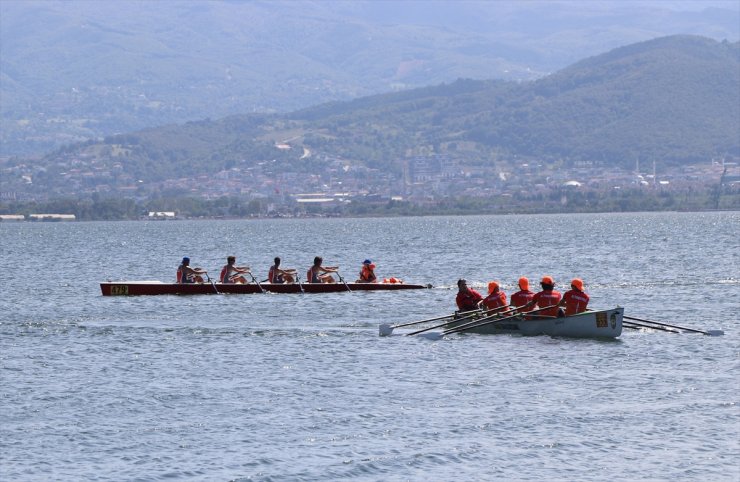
[26,34,738,187]
[2,0,738,156]
[292,35,740,168]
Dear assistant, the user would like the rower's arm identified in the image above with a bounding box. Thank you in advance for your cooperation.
[514,300,535,314]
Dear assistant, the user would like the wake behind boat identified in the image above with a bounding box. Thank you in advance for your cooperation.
[100,280,432,296]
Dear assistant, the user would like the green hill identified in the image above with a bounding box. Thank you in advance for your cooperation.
[3,34,738,200]
[296,34,740,168]
[2,1,738,156]
[69,36,739,175]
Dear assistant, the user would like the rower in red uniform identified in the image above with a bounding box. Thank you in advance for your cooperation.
[559,278,590,316]
[532,275,562,316]
[510,277,534,310]
[518,275,562,317]
[482,281,507,311]
[455,279,483,311]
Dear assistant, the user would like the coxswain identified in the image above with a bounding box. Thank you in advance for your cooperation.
[356,259,378,283]
[307,256,338,283]
[482,281,507,311]
[455,278,483,312]
[558,278,590,316]
[177,257,206,284]
[269,257,296,284]
[219,256,249,284]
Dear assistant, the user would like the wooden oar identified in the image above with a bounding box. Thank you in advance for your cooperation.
[624,315,723,336]
[205,273,220,295]
[379,308,483,336]
[246,271,266,293]
[623,320,680,334]
[404,310,486,337]
[405,306,511,337]
[294,273,305,293]
[337,272,352,292]
[442,305,557,336]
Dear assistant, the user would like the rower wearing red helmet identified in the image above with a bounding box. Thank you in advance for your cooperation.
[559,278,590,316]
[482,281,507,311]
[510,276,534,309]
[518,275,562,317]
[455,279,483,311]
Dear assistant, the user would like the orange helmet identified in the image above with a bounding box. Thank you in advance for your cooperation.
[571,278,584,290]
[541,275,554,285]
[518,277,529,290]
[488,281,499,294]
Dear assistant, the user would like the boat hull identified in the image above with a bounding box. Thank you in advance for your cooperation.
[100,281,430,296]
[447,308,623,338]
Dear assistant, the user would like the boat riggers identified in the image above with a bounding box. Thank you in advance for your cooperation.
[441,305,555,336]
[402,309,492,337]
[378,308,483,337]
[405,305,512,337]
[622,315,723,336]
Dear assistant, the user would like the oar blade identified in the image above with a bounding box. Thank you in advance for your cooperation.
[706,330,724,336]
[379,324,393,337]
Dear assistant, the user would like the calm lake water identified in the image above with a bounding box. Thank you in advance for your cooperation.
[1,212,738,481]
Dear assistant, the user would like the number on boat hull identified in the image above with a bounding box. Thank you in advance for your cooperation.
[596,312,608,328]
[110,285,129,296]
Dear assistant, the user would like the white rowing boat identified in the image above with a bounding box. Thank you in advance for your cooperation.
[445,307,624,338]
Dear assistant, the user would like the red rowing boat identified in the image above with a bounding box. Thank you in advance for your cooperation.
[100,281,432,296]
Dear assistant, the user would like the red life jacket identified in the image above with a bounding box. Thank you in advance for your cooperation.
[562,289,589,316]
[359,266,376,282]
[511,290,534,308]
[483,291,507,310]
[456,289,483,311]
[532,290,562,317]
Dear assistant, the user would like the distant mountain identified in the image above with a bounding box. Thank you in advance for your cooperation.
[34,34,735,184]
[0,33,735,206]
[1,0,738,156]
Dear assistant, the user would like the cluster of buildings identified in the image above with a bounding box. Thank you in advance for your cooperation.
[1,149,737,214]
[0,214,76,222]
